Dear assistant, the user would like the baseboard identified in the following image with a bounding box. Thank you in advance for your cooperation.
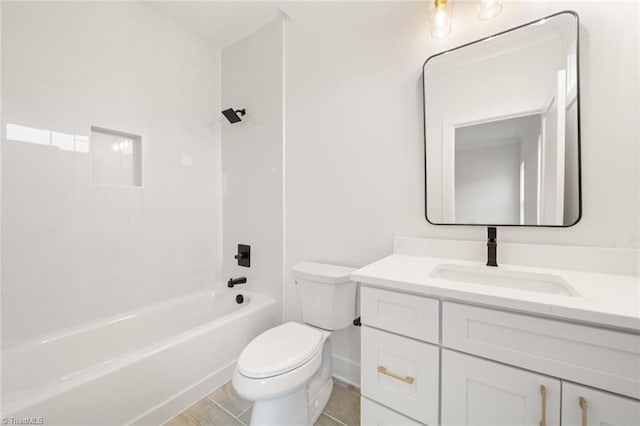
[129,361,236,425]
[331,354,360,387]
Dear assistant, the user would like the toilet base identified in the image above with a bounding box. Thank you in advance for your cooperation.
[251,386,309,426]
[308,377,333,425]
[248,377,333,426]
[247,338,334,426]
[306,338,333,424]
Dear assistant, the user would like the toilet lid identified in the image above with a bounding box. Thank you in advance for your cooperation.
[237,322,324,379]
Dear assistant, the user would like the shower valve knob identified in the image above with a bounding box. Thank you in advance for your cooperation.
[235,244,251,268]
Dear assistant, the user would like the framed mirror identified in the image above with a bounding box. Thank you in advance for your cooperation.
[424,11,581,227]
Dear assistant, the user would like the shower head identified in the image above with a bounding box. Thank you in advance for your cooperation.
[222,108,246,124]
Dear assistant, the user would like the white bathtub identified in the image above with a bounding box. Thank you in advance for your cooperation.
[2,290,275,425]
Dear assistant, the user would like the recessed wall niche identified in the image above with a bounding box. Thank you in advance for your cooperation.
[90,126,142,187]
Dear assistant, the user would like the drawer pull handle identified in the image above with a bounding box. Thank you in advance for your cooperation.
[579,397,587,426]
[540,385,547,426]
[377,366,414,384]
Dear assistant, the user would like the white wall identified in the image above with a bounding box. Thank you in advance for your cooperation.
[282,1,639,384]
[1,2,223,345]
[522,115,541,224]
[455,141,521,224]
[221,18,284,318]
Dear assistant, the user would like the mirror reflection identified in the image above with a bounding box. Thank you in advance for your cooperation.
[424,12,580,226]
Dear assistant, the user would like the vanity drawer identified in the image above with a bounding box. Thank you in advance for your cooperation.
[361,326,439,425]
[361,286,439,343]
[361,397,424,426]
[442,302,640,399]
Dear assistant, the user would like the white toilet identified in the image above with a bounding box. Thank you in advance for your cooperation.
[232,261,357,426]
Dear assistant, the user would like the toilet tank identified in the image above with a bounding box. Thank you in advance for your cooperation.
[292,262,357,330]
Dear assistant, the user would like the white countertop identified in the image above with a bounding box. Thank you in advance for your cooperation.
[352,253,640,332]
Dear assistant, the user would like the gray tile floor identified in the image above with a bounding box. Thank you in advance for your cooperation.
[165,378,360,426]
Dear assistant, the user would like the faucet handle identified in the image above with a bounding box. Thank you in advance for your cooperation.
[235,244,251,267]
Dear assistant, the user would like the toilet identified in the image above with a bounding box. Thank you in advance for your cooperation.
[232,261,357,426]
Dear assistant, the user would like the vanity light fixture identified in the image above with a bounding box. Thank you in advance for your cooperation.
[477,0,503,20]
[430,0,453,39]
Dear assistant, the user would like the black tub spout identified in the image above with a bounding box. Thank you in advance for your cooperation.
[228,277,247,288]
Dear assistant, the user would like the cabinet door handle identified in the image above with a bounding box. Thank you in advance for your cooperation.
[377,366,415,384]
[540,384,547,426]
[579,396,587,426]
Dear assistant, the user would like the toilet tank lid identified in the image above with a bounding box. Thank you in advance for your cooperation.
[292,261,356,284]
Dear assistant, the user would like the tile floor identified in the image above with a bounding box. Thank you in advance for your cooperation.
[164,378,360,426]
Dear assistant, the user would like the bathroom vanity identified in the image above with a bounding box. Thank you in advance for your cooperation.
[354,238,640,426]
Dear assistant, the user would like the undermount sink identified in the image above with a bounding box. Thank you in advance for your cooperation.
[429,264,580,297]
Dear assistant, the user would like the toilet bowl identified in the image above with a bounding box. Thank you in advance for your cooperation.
[232,262,356,426]
[232,322,333,425]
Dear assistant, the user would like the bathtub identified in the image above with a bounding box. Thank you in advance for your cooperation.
[1,290,275,425]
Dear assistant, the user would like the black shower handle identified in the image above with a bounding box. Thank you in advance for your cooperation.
[235,244,251,267]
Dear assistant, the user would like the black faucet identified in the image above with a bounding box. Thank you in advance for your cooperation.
[227,277,247,288]
[487,227,498,267]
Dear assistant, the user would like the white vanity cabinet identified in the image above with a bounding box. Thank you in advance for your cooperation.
[360,287,440,425]
[442,302,640,400]
[442,349,561,426]
[441,351,640,426]
[359,286,640,426]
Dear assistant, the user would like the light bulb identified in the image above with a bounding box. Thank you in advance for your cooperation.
[478,0,502,20]
[431,0,452,39]
[435,8,448,26]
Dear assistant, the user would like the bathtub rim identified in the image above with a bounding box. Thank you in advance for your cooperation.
[3,288,251,351]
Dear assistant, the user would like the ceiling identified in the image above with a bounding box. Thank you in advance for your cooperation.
[143,1,283,49]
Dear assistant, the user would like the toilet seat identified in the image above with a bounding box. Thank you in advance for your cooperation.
[237,322,324,379]
[233,344,324,401]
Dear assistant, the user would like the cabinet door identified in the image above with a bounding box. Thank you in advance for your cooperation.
[441,349,561,426]
[561,382,640,426]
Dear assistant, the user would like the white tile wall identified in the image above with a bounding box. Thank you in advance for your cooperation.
[1,2,223,345]
[221,18,284,319]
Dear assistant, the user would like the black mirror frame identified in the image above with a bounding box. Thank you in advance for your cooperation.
[423,10,582,228]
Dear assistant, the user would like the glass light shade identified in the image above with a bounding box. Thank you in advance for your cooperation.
[430,0,453,39]
[478,0,503,20]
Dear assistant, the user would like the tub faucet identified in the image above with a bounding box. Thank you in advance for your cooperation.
[228,277,247,288]
[487,227,498,267]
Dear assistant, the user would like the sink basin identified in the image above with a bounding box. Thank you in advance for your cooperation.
[430,264,580,297]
